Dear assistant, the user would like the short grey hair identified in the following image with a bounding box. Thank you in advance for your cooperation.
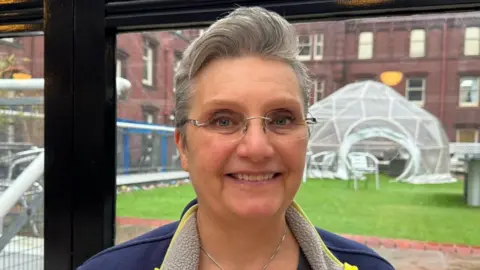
[174,6,312,138]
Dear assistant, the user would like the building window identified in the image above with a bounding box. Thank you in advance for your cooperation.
[456,129,478,143]
[358,32,373,60]
[459,77,479,107]
[116,49,129,79]
[173,51,182,92]
[314,34,324,60]
[140,107,158,169]
[464,27,480,56]
[142,40,154,86]
[297,35,312,61]
[410,29,426,58]
[116,59,122,77]
[116,57,129,79]
[145,112,154,124]
[116,50,129,100]
[406,78,426,105]
[311,80,325,105]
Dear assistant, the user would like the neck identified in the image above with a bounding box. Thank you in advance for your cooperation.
[196,205,292,269]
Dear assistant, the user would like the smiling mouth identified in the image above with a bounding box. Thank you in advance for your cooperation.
[226,173,282,182]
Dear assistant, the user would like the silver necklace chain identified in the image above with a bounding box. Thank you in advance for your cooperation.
[199,226,287,270]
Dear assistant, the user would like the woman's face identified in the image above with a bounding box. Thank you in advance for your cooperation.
[175,56,308,221]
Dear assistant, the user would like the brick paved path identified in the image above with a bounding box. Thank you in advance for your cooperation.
[376,247,480,270]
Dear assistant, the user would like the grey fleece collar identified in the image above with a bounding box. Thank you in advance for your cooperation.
[159,203,346,270]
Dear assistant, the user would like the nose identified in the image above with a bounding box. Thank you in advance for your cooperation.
[236,118,275,162]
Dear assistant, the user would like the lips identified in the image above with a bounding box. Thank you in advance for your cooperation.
[227,173,281,182]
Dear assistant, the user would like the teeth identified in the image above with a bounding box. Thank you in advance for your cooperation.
[232,173,275,181]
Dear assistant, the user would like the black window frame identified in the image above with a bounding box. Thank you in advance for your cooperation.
[1,0,480,269]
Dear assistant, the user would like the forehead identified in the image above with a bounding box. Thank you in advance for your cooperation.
[191,56,302,112]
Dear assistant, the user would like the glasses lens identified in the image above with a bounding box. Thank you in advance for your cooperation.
[265,110,311,142]
[200,111,246,142]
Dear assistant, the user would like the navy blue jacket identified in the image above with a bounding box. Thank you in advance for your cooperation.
[78,199,394,269]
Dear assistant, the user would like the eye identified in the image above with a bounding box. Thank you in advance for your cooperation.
[207,111,244,131]
[214,116,234,127]
[267,110,296,127]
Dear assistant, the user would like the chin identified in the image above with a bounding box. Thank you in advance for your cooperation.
[226,196,285,220]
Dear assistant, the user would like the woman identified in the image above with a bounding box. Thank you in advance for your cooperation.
[79,6,394,270]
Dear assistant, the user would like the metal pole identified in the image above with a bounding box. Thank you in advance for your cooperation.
[467,158,480,207]
[0,151,44,219]
[0,78,131,93]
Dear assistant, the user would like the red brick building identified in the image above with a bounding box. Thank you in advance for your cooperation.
[116,31,193,127]
[294,12,480,142]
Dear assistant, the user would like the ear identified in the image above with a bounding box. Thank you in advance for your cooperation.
[174,129,189,171]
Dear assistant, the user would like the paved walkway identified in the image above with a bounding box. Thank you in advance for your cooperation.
[115,218,480,270]
[376,248,480,270]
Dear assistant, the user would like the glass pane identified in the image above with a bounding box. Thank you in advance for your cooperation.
[411,29,425,41]
[407,90,422,101]
[0,35,44,270]
[316,34,323,43]
[299,46,311,56]
[464,40,480,56]
[359,32,373,43]
[114,10,480,270]
[407,78,424,88]
[358,44,372,59]
[457,129,476,142]
[465,27,480,39]
[410,42,425,57]
[298,35,310,44]
[459,77,479,105]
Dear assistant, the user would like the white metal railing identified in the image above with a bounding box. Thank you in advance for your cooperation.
[116,121,175,132]
[450,143,480,155]
[0,78,131,94]
[0,151,44,220]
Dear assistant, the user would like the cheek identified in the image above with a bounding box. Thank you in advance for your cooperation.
[188,135,235,174]
[279,140,307,173]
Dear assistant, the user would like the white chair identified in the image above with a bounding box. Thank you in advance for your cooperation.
[307,151,337,180]
[347,152,380,190]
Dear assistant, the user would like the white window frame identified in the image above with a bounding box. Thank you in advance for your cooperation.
[405,77,426,106]
[116,58,122,78]
[358,32,373,60]
[409,29,426,58]
[312,80,325,105]
[459,77,480,107]
[456,129,479,143]
[1,38,14,43]
[313,34,324,60]
[355,78,375,82]
[464,27,480,56]
[142,41,154,86]
[297,35,312,61]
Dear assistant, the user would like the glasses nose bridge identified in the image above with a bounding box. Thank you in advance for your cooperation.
[243,116,270,133]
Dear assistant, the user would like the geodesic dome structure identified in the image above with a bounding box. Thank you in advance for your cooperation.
[307,80,456,184]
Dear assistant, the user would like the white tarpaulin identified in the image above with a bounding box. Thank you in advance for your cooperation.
[308,80,456,184]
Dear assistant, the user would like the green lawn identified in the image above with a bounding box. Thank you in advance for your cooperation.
[116,176,480,245]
